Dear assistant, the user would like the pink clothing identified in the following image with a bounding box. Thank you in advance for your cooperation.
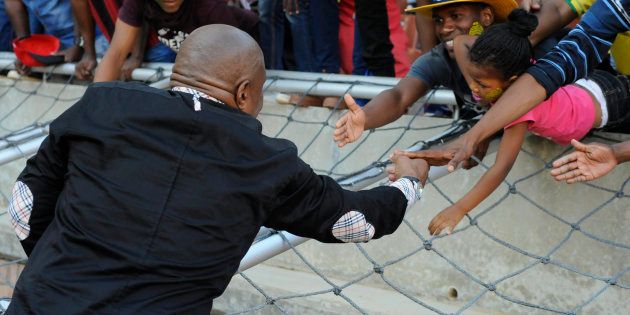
[505,85,596,145]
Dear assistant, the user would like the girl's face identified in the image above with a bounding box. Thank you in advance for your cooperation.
[466,62,512,105]
[154,0,185,13]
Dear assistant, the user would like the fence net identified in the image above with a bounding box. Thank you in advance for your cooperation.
[0,62,628,315]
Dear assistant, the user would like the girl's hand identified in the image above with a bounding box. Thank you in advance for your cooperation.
[428,204,467,235]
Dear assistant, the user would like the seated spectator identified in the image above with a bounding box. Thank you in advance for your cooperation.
[94,0,258,82]
[71,0,176,81]
[405,9,629,235]
[5,0,82,74]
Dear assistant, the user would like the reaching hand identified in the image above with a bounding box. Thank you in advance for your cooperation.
[333,94,366,148]
[550,139,618,184]
[403,133,478,172]
[388,150,430,186]
[461,137,490,170]
[120,57,142,81]
[75,54,97,81]
[428,204,467,236]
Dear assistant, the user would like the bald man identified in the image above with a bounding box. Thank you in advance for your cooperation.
[5,25,428,314]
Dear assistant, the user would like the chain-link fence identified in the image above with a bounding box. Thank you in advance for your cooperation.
[0,57,628,314]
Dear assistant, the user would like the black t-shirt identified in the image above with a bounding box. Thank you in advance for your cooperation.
[119,0,259,51]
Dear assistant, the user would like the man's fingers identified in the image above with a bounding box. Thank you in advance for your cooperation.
[567,174,587,184]
[343,94,360,112]
[570,139,589,152]
[335,114,348,128]
[552,152,578,168]
[550,161,579,176]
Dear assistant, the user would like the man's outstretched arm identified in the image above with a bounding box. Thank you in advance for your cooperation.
[266,154,428,243]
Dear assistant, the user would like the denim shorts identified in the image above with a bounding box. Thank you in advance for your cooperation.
[588,70,630,133]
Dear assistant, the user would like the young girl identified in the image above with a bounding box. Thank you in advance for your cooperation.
[424,8,630,236]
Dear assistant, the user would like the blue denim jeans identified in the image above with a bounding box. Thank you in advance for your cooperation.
[258,0,314,71]
[0,1,14,51]
[23,0,75,49]
[588,70,630,133]
[144,43,177,63]
[309,0,339,73]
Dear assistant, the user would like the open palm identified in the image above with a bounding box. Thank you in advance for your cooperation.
[333,94,366,148]
[551,140,617,184]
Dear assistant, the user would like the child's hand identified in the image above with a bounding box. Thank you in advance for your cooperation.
[428,204,467,236]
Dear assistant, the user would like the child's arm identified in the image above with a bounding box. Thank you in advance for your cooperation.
[428,122,528,235]
[453,35,477,86]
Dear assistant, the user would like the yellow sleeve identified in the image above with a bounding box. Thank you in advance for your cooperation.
[565,0,594,16]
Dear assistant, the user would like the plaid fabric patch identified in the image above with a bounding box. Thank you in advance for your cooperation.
[8,181,33,240]
[332,211,375,243]
[389,177,421,208]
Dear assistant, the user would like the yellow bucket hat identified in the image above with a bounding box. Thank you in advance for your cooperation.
[407,0,518,22]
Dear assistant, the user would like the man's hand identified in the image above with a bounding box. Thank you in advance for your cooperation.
[120,56,142,81]
[428,204,467,235]
[402,133,478,172]
[461,136,490,169]
[550,139,618,184]
[389,150,430,186]
[75,54,97,80]
[333,94,366,148]
[518,0,542,12]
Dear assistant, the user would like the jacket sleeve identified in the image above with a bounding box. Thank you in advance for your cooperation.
[526,0,630,97]
[7,90,86,256]
[264,157,420,243]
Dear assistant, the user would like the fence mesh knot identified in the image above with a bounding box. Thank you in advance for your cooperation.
[332,286,342,296]
[423,240,432,251]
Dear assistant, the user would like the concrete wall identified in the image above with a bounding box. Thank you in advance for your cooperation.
[0,78,628,314]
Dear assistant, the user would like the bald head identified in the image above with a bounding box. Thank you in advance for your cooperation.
[170,24,265,115]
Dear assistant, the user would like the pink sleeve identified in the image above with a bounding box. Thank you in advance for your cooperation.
[504,111,535,130]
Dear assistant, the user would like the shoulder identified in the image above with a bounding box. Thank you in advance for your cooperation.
[87,81,169,97]
[407,44,455,83]
[119,0,145,26]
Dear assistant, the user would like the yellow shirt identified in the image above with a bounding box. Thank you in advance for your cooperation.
[566,0,630,74]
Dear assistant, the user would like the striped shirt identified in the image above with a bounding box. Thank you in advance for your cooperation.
[526,0,630,97]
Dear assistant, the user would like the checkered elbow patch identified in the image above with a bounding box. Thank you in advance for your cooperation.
[8,181,33,240]
[332,211,375,243]
[389,178,421,208]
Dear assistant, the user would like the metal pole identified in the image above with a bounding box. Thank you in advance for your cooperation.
[1,54,457,104]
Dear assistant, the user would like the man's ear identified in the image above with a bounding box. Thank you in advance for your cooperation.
[235,80,251,112]
[480,6,494,27]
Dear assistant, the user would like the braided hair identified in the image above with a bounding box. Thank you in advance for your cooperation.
[469,9,538,80]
